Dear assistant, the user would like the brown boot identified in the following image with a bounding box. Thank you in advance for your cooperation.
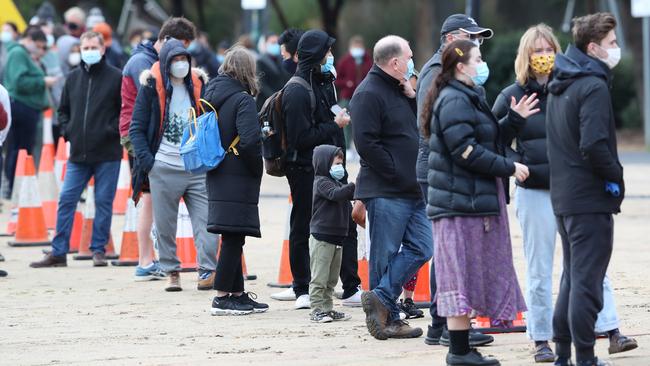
[384,319,423,339]
[30,253,67,268]
[165,271,182,292]
[608,331,638,354]
[197,271,215,290]
[92,252,108,267]
[361,291,389,340]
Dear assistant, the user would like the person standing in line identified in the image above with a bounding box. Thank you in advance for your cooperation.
[278,28,303,74]
[351,35,432,340]
[256,33,290,111]
[30,31,122,268]
[129,38,218,292]
[421,39,536,365]
[546,13,627,366]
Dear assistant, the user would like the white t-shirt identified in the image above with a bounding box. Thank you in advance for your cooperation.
[155,81,191,167]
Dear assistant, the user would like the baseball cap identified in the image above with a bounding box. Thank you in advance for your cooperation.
[440,14,494,39]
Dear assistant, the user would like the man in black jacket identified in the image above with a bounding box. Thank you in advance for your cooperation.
[31,31,122,268]
[256,33,290,111]
[269,29,350,310]
[351,35,432,340]
[546,13,624,366]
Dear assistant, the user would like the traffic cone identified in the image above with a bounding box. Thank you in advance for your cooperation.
[112,149,130,215]
[111,196,139,266]
[358,257,370,291]
[1,149,28,237]
[241,251,257,280]
[68,202,83,253]
[38,136,58,230]
[8,155,51,247]
[73,178,119,260]
[177,199,198,272]
[267,196,293,288]
[54,137,67,191]
[412,261,432,307]
[473,312,527,334]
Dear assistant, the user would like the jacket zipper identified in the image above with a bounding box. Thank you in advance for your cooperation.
[82,75,93,161]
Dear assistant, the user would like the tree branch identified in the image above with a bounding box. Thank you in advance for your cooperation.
[270,0,289,30]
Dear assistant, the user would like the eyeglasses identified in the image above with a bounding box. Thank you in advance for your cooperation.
[450,32,484,45]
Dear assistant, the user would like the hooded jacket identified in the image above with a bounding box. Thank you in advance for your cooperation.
[120,41,158,138]
[310,145,355,240]
[129,39,208,202]
[204,74,262,237]
[281,29,340,167]
[256,53,290,111]
[546,45,624,215]
[3,42,48,110]
[416,48,442,185]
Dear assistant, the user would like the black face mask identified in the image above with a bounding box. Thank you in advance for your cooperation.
[282,58,297,74]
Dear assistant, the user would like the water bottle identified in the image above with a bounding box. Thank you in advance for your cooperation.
[261,121,274,138]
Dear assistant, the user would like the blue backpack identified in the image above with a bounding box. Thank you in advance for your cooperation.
[179,99,240,174]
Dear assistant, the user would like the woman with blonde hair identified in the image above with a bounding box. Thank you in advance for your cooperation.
[492,24,637,363]
[203,45,267,315]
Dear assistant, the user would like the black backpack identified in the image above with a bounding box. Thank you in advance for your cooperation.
[258,76,316,176]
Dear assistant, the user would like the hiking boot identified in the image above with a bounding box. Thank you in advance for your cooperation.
[93,252,108,267]
[384,319,423,339]
[608,332,638,354]
[446,348,501,365]
[399,298,424,319]
[534,342,556,363]
[210,295,253,316]
[165,271,182,292]
[310,310,333,323]
[197,271,215,290]
[328,310,351,321]
[232,292,269,313]
[361,291,389,340]
[30,253,67,268]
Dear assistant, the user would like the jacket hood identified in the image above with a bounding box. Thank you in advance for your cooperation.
[312,144,341,176]
[207,73,248,110]
[548,45,610,95]
[158,38,192,88]
[297,30,335,72]
[131,40,158,60]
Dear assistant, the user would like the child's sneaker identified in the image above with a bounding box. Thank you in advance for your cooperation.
[399,298,424,319]
[211,295,254,316]
[134,262,165,281]
[328,310,351,321]
[232,292,269,313]
[310,310,333,323]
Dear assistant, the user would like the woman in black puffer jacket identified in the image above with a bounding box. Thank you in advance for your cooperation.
[420,39,539,366]
[203,46,267,316]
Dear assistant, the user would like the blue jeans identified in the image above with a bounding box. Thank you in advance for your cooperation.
[365,197,433,321]
[51,161,120,257]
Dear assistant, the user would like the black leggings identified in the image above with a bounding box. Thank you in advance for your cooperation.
[213,233,245,293]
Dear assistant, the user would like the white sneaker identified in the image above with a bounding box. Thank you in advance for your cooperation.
[295,294,311,309]
[342,289,362,307]
[270,287,296,301]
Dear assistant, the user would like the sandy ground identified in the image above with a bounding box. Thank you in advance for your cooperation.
[1,151,649,366]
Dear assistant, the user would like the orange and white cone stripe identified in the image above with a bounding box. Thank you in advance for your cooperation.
[112,149,130,215]
[38,120,59,230]
[177,199,198,271]
[111,197,139,266]
[54,137,68,191]
[2,150,28,237]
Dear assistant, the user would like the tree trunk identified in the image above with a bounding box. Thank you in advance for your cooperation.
[619,1,644,106]
[414,0,435,68]
[270,0,289,30]
[195,0,206,31]
[171,0,184,17]
[317,0,345,54]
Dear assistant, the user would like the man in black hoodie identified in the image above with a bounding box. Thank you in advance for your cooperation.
[546,13,624,366]
[270,29,350,310]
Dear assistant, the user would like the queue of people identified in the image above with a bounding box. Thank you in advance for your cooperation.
[2,6,638,366]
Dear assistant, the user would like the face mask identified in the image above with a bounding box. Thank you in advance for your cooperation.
[216,54,225,63]
[471,39,481,48]
[267,43,280,56]
[1,31,13,43]
[529,54,555,75]
[46,34,54,48]
[329,164,345,181]
[187,41,199,53]
[321,55,335,74]
[283,58,297,73]
[596,45,621,69]
[81,49,102,65]
[170,60,190,78]
[350,47,364,59]
[467,61,489,86]
[68,52,81,66]
[404,58,415,81]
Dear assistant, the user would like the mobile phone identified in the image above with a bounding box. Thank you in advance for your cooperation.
[330,104,348,116]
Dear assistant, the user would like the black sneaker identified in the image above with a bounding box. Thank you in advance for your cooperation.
[328,310,351,321]
[446,348,500,365]
[554,357,575,366]
[425,324,445,345]
[232,292,269,313]
[210,295,254,316]
[576,358,610,366]
[0,269,7,277]
[400,298,424,319]
[439,328,494,347]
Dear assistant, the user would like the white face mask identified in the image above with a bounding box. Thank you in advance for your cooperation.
[594,44,621,69]
[170,60,190,78]
[68,52,81,66]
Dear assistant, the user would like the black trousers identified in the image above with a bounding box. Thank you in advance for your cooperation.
[5,99,40,195]
[553,213,614,362]
[286,165,314,297]
[213,233,245,293]
[420,182,446,329]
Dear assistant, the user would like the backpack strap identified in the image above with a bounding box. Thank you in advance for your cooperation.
[286,76,316,114]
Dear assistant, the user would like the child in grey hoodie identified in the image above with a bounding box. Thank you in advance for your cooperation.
[309,145,355,323]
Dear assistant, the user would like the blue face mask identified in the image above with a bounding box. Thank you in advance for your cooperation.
[187,41,199,53]
[81,49,102,65]
[216,54,225,63]
[321,55,335,74]
[329,164,345,181]
[267,43,280,56]
[469,61,489,86]
[0,31,12,43]
[404,58,415,80]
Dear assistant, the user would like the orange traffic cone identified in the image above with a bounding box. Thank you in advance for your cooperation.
[73,178,119,260]
[112,149,130,215]
[473,312,527,334]
[177,199,198,272]
[111,196,139,266]
[54,137,67,191]
[412,261,432,307]
[38,138,58,230]
[267,196,293,288]
[358,257,370,291]
[1,149,28,237]
[241,251,257,280]
[8,155,51,247]
[68,202,84,253]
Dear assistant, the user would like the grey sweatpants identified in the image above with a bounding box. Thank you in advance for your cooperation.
[148,160,218,273]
